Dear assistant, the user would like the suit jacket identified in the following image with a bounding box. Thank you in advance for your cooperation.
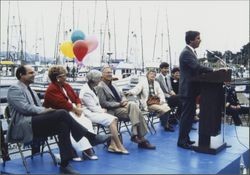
[128,77,165,110]
[179,46,213,98]
[225,85,240,106]
[43,82,81,111]
[79,83,104,117]
[7,81,45,143]
[96,81,126,115]
[156,74,173,98]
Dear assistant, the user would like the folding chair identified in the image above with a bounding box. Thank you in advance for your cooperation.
[3,106,57,174]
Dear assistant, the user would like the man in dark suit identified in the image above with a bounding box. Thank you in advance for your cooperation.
[96,66,156,150]
[177,31,213,149]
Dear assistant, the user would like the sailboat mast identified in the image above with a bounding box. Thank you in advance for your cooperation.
[41,15,46,64]
[17,2,24,63]
[113,10,117,60]
[72,0,75,31]
[152,7,159,62]
[161,30,163,59]
[92,0,97,34]
[6,1,10,60]
[166,9,172,69]
[54,1,63,64]
[126,9,131,62]
[101,0,110,64]
[140,8,144,73]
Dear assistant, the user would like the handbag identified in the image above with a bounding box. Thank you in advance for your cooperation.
[147,95,160,106]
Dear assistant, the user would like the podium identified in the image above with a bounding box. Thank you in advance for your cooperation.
[192,69,232,154]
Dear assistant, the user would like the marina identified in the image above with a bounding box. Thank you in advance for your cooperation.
[0,1,249,174]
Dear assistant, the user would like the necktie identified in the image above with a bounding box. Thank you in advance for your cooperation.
[165,77,169,92]
[194,50,197,57]
[108,84,121,102]
[27,86,38,106]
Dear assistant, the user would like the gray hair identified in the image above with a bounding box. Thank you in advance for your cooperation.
[101,65,112,73]
[86,70,102,83]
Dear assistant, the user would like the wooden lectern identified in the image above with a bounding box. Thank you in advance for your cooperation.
[192,69,232,154]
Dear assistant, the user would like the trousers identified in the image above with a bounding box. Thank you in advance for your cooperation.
[32,109,94,165]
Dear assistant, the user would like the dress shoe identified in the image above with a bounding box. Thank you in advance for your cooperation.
[187,140,195,145]
[82,149,98,160]
[138,140,156,150]
[131,135,142,143]
[177,142,192,150]
[90,134,111,146]
[60,164,79,174]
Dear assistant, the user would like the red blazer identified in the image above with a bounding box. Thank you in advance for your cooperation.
[43,82,81,111]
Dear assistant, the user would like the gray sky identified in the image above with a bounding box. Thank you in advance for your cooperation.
[0,0,249,67]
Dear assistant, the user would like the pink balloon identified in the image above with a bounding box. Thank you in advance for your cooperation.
[73,40,88,62]
[85,35,99,53]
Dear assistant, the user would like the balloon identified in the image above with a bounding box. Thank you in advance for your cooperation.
[73,40,88,62]
[71,30,85,43]
[85,35,99,53]
[60,41,75,58]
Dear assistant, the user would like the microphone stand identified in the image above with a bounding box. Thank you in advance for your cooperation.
[214,55,229,69]
[206,50,229,70]
[223,85,232,148]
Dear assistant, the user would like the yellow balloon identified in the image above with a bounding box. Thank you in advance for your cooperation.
[60,41,75,59]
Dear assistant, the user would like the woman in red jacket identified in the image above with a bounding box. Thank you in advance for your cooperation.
[44,65,98,160]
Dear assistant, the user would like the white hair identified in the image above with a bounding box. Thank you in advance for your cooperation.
[86,69,102,83]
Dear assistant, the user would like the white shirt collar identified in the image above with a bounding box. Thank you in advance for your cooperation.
[160,73,168,78]
[186,45,196,54]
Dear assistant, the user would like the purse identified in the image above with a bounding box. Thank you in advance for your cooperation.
[147,95,160,106]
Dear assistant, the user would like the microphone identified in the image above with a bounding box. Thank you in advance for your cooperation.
[206,50,228,68]
[206,50,215,56]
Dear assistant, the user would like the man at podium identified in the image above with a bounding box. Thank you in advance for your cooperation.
[177,31,213,150]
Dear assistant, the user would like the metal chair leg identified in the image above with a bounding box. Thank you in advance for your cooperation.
[17,143,30,174]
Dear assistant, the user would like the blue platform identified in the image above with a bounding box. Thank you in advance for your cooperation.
[1,123,249,174]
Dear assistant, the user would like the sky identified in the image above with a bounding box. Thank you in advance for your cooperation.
[0,0,249,67]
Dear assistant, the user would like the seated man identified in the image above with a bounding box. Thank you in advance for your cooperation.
[6,65,110,174]
[96,66,156,150]
[224,81,249,126]
[156,62,182,120]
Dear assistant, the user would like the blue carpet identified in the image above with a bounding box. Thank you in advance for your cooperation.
[1,123,249,174]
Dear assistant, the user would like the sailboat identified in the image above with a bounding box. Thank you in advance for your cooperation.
[0,1,24,85]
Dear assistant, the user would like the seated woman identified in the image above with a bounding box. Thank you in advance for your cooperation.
[127,69,174,132]
[43,65,98,160]
[79,70,129,154]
